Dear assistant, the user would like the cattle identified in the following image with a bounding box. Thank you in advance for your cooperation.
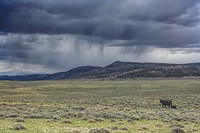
[171,105,177,109]
[160,100,172,107]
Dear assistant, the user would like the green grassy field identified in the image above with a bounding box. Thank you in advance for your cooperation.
[0,79,200,133]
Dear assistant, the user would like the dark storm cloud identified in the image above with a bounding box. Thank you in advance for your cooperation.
[1,0,200,41]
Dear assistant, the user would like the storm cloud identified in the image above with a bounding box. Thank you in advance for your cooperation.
[0,0,200,75]
[1,0,200,45]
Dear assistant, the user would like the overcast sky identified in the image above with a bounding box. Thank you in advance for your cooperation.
[0,0,200,75]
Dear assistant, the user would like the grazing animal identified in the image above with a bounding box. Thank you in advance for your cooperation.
[160,100,172,107]
[171,105,177,109]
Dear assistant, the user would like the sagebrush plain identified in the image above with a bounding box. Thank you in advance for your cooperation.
[0,79,200,133]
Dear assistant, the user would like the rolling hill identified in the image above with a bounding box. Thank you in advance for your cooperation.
[1,61,200,80]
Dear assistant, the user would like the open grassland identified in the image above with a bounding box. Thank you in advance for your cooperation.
[0,79,200,133]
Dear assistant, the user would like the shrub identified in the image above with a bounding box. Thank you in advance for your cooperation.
[172,127,186,133]
[29,114,43,118]
[127,119,134,123]
[63,119,72,124]
[141,126,148,130]
[110,119,116,122]
[72,106,86,111]
[52,116,60,121]
[95,118,104,122]
[88,119,96,123]
[89,128,110,133]
[111,126,118,130]
[9,114,19,118]
[121,127,128,131]
[12,123,26,130]
[76,112,83,118]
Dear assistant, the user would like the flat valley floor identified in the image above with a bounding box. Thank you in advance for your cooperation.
[0,79,200,132]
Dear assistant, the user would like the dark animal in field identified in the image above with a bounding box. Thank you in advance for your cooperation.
[160,100,172,107]
[171,105,177,109]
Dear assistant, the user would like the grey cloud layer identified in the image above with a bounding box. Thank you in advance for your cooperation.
[1,0,200,43]
[1,33,200,75]
[0,34,110,69]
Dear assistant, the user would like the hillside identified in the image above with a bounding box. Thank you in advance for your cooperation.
[72,61,200,79]
[1,61,200,80]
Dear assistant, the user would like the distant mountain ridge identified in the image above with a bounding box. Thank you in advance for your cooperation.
[1,61,200,80]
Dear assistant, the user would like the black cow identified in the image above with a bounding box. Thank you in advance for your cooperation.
[160,100,172,107]
[171,105,177,109]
